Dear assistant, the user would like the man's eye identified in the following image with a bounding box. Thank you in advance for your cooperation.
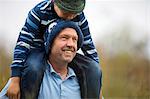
[73,38,78,42]
[61,36,67,40]
[74,37,78,41]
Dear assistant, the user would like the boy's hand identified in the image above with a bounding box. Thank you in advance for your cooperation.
[6,77,21,99]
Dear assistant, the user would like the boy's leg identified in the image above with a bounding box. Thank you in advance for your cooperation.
[70,53,102,99]
[20,49,46,99]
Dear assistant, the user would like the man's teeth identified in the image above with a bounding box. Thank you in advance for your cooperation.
[65,50,72,52]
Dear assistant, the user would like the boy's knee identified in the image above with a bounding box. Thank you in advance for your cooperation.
[25,49,46,72]
[90,61,102,76]
[24,58,44,73]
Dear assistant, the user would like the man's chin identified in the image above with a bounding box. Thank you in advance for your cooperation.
[64,57,74,62]
[62,53,76,62]
[63,56,74,62]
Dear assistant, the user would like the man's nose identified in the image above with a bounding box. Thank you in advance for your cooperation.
[66,38,75,46]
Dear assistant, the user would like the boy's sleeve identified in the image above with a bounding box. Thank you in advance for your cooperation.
[78,12,100,63]
[10,1,48,77]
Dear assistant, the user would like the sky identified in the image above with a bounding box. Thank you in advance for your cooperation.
[0,0,149,55]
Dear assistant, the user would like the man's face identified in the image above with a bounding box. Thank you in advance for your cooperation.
[54,4,77,20]
[49,28,78,63]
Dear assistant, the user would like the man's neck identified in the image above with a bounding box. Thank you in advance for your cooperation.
[49,60,68,80]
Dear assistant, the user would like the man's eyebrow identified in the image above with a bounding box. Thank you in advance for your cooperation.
[60,34,71,37]
[59,34,69,37]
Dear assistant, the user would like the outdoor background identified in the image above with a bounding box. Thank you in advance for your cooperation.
[0,0,150,99]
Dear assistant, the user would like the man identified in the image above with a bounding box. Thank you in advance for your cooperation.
[21,20,102,99]
[38,21,83,99]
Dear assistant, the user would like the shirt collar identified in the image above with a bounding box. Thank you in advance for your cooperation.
[47,60,76,78]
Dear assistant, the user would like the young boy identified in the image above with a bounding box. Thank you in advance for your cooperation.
[7,0,100,98]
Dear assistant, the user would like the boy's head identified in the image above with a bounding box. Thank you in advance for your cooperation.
[54,0,85,20]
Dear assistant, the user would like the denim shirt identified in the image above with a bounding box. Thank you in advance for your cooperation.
[38,61,81,99]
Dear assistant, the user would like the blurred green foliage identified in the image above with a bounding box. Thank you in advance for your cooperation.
[0,46,11,90]
[97,24,150,99]
[101,52,149,99]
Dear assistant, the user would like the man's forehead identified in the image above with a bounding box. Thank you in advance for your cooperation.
[59,28,78,36]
